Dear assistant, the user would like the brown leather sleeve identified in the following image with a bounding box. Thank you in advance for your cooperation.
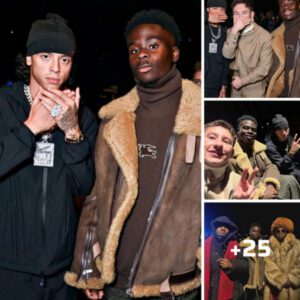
[64,188,104,289]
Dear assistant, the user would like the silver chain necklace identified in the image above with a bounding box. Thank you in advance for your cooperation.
[23,84,53,141]
[23,84,33,105]
[209,24,221,43]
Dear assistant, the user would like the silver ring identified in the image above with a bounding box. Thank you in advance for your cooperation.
[50,104,62,118]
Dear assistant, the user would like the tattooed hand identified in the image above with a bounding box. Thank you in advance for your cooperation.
[39,87,81,138]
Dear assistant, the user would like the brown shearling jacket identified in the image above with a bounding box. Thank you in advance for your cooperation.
[64,79,201,298]
[266,23,300,98]
[231,141,280,199]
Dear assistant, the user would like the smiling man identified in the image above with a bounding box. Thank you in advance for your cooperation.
[0,14,98,300]
[65,9,201,300]
[232,115,281,199]
[204,119,257,199]
[267,0,300,97]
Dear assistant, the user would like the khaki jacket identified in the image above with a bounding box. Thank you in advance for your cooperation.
[223,22,273,97]
[239,238,265,290]
[65,80,201,298]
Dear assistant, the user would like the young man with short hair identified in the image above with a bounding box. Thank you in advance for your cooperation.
[65,9,201,300]
[232,115,281,198]
[0,14,98,300]
[204,119,256,199]
[222,0,273,97]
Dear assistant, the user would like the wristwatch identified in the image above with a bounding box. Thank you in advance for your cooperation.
[65,131,84,144]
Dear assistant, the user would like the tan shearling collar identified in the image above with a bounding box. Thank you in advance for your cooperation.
[271,23,285,73]
[99,79,201,137]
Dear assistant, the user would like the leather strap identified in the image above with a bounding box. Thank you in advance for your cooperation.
[169,269,198,285]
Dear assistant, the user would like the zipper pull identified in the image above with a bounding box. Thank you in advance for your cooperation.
[126,287,132,296]
[39,274,45,287]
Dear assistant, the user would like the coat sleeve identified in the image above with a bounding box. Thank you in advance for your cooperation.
[64,121,112,290]
[259,151,281,189]
[239,35,273,86]
[0,123,36,177]
[287,240,300,288]
[222,29,240,60]
[264,252,288,290]
[62,107,98,196]
[64,187,104,289]
[225,250,249,284]
[266,140,297,174]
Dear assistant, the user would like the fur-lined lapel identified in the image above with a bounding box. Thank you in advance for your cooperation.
[233,140,266,174]
[271,24,285,79]
[99,79,201,136]
[266,24,285,97]
[269,233,295,253]
[100,112,139,283]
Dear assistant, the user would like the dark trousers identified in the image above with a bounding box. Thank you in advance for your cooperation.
[0,268,77,300]
[104,286,200,300]
[245,287,263,300]
[204,88,221,98]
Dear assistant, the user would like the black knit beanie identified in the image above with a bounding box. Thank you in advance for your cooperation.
[207,0,227,8]
[27,13,76,57]
[271,114,289,130]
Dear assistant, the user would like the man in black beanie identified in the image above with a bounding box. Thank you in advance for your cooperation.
[266,114,300,183]
[65,9,200,300]
[205,0,230,97]
[0,13,98,300]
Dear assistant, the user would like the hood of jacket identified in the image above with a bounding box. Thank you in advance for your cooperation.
[211,216,238,246]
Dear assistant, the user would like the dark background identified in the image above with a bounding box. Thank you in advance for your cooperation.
[226,0,279,14]
[0,0,200,114]
[204,202,300,240]
[205,101,300,143]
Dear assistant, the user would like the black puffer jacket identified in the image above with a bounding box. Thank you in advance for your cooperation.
[0,81,98,276]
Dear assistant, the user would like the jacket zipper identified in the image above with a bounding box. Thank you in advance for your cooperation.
[40,166,48,286]
[126,134,177,296]
[80,226,94,281]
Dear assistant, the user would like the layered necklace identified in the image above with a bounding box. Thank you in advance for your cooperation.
[209,24,221,43]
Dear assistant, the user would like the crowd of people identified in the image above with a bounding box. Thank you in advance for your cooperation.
[205,216,300,299]
[205,114,300,199]
[205,0,300,98]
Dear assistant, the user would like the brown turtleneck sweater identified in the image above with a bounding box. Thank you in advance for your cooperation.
[280,13,300,97]
[114,65,182,289]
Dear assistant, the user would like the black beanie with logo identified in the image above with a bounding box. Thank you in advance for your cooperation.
[26,13,76,57]
[271,114,289,130]
[207,0,227,8]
